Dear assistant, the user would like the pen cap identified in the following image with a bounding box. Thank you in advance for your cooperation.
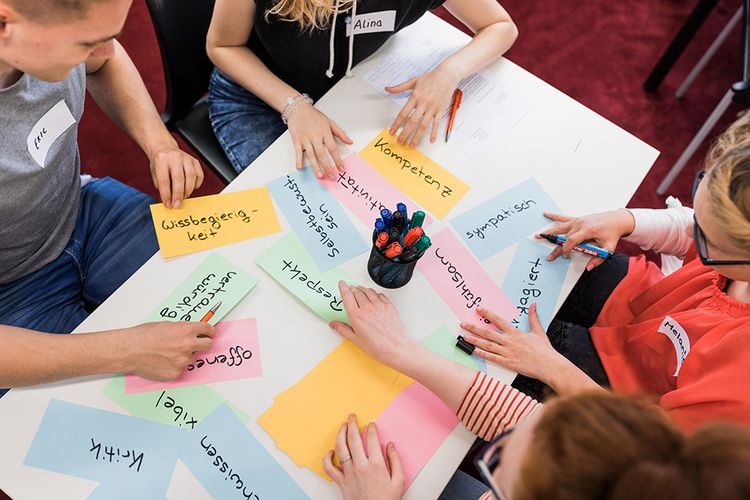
[367,233,417,289]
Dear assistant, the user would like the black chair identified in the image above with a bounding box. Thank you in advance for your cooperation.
[145,0,237,184]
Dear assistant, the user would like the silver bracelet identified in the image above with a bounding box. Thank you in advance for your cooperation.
[281,93,313,125]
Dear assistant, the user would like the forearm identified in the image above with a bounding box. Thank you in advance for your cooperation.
[86,41,176,159]
[0,326,130,388]
[208,45,301,112]
[438,16,517,81]
[623,205,695,258]
[544,355,604,396]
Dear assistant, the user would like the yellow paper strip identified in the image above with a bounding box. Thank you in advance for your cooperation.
[258,340,413,478]
[359,129,469,219]
[150,188,281,258]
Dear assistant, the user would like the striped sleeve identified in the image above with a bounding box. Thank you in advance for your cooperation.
[457,371,542,441]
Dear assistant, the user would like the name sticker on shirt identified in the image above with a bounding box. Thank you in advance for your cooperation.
[346,10,397,37]
[657,315,691,376]
[27,100,76,169]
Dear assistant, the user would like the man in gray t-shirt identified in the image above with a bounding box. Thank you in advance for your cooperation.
[0,0,216,392]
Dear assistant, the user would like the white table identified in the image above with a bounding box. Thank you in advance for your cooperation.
[0,13,658,500]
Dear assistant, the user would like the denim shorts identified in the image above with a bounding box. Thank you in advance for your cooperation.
[208,68,287,174]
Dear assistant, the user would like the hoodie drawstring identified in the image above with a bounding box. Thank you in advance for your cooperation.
[326,0,356,79]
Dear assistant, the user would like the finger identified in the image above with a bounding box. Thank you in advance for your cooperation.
[390,101,415,135]
[350,286,370,307]
[384,77,417,95]
[473,347,511,367]
[543,212,573,223]
[429,115,439,144]
[476,307,517,334]
[346,414,367,466]
[528,303,545,334]
[386,442,405,486]
[325,137,345,173]
[462,331,505,355]
[460,321,504,345]
[329,320,356,340]
[547,246,564,261]
[544,222,573,236]
[586,257,605,271]
[170,164,185,209]
[362,287,380,304]
[377,292,391,304]
[323,450,344,484]
[193,322,216,338]
[561,231,587,257]
[313,142,336,181]
[409,113,430,148]
[398,109,424,146]
[183,162,197,199]
[155,165,172,209]
[365,423,385,465]
[193,337,213,352]
[338,280,359,312]
[330,119,353,145]
[335,422,353,470]
[305,142,323,179]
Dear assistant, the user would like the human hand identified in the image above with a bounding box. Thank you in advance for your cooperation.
[386,63,462,148]
[149,142,204,209]
[323,414,404,500]
[460,304,564,384]
[287,103,353,181]
[539,209,635,271]
[119,322,215,380]
[329,282,413,366]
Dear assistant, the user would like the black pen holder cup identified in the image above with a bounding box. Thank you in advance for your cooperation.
[367,236,418,289]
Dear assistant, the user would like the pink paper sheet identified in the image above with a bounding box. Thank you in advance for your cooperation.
[321,153,432,228]
[418,228,517,324]
[125,318,262,394]
[374,383,459,489]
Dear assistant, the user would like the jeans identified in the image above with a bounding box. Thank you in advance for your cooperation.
[208,68,287,174]
[511,253,630,401]
[438,470,490,500]
[0,178,157,395]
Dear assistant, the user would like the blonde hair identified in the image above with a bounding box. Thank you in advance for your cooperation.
[514,391,750,500]
[265,0,354,31]
[703,112,750,251]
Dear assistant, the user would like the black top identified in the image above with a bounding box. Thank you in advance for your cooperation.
[248,0,447,101]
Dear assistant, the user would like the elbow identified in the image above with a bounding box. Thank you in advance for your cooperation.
[505,19,519,47]
[206,41,218,66]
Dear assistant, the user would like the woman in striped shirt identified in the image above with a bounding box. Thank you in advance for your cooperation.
[323,281,750,499]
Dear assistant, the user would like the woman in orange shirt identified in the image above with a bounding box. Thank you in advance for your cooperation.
[459,113,750,431]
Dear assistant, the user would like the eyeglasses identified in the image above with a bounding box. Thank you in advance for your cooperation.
[473,428,514,500]
[692,170,750,266]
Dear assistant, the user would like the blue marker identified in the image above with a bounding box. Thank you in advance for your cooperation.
[375,218,385,232]
[380,208,393,229]
[540,234,612,260]
[396,203,408,226]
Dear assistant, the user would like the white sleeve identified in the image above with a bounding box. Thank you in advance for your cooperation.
[623,197,694,258]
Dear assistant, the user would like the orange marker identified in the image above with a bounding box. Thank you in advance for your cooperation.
[200,301,222,323]
[384,242,403,259]
[375,231,390,249]
[445,88,462,143]
[403,227,424,247]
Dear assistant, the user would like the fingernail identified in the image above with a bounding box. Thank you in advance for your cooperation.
[459,321,467,328]
[389,129,395,135]
[174,200,181,209]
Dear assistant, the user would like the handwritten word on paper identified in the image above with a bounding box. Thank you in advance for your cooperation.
[150,188,280,258]
[501,239,571,331]
[321,153,432,227]
[181,405,308,500]
[104,376,250,430]
[374,383,458,490]
[144,253,257,324]
[24,400,181,498]
[360,129,469,219]
[418,228,517,324]
[256,233,354,323]
[450,178,560,260]
[267,168,367,271]
[258,340,412,478]
[125,319,262,394]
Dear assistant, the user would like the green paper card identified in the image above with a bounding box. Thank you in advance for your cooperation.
[146,253,257,324]
[103,376,250,429]
[421,326,482,370]
[256,233,354,323]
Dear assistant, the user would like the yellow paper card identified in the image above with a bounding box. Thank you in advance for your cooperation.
[258,340,413,478]
[359,129,469,219]
[150,188,281,258]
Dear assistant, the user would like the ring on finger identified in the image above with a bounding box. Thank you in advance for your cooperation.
[339,455,352,464]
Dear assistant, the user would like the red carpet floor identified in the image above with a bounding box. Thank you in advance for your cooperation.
[0,1,743,498]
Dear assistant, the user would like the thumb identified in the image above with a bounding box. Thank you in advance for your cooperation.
[329,320,355,340]
[385,77,417,94]
[528,304,545,335]
[386,442,405,487]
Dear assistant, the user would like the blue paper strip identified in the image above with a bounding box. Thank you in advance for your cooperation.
[501,238,571,331]
[179,405,308,500]
[450,178,560,261]
[267,168,368,271]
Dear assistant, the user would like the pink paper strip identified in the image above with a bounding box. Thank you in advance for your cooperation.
[321,153,433,228]
[125,318,262,394]
[374,383,458,489]
[418,228,517,324]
